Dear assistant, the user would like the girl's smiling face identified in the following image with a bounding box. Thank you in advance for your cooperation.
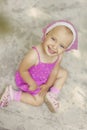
[42,26,73,56]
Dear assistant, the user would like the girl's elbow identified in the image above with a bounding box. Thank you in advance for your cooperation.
[18,66,24,75]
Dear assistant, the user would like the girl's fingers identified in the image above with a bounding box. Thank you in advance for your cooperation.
[39,92,45,97]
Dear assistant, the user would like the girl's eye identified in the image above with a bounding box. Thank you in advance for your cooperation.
[51,37,56,41]
[60,44,65,48]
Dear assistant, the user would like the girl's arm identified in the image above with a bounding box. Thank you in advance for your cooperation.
[19,49,38,91]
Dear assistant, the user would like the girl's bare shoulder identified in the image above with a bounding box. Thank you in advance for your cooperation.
[19,47,39,69]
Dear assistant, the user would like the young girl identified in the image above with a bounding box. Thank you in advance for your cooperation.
[0,20,78,112]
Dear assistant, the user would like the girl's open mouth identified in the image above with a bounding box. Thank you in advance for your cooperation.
[48,46,56,54]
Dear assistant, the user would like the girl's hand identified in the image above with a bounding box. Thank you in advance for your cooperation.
[29,86,37,91]
[29,82,38,91]
[39,84,49,97]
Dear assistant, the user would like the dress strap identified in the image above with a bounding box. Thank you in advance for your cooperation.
[32,46,40,63]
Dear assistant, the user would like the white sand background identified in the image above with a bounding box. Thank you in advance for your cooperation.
[0,0,87,130]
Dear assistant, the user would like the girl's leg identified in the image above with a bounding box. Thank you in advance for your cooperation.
[20,92,44,106]
[45,67,68,112]
[0,85,44,107]
[51,66,68,92]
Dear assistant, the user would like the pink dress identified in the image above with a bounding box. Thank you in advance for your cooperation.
[15,47,59,95]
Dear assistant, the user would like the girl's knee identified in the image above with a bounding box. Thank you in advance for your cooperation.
[57,68,68,79]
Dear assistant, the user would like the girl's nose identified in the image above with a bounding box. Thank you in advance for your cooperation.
[52,44,58,50]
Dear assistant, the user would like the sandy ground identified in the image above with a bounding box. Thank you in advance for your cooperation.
[0,0,87,130]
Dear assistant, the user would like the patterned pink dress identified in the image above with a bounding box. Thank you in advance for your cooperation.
[15,47,59,95]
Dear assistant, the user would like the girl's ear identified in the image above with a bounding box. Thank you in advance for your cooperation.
[42,32,49,41]
[44,33,48,40]
[46,33,48,35]
[45,33,49,38]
